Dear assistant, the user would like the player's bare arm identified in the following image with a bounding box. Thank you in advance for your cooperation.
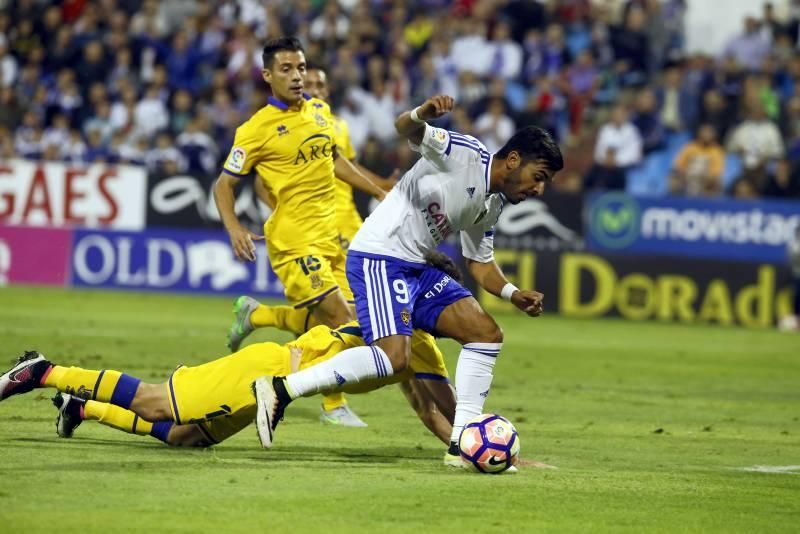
[213,172,264,262]
[334,156,387,200]
[395,94,455,145]
[466,258,543,317]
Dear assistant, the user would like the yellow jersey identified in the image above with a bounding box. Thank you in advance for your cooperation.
[330,115,363,235]
[222,94,340,262]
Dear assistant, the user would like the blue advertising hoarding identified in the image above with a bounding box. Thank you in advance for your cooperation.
[70,227,286,297]
[585,192,800,264]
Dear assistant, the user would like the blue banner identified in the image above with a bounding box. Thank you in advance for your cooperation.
[70,227,285,297]
[585,192,800,264]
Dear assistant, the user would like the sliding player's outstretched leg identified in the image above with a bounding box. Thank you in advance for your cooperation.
[0,351,51,400]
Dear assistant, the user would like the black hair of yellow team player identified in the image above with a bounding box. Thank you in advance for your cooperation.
[2,322,455,447]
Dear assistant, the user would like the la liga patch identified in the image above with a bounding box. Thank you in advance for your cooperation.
[226,147,247,173]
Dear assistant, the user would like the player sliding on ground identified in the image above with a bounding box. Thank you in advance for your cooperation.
[0,319,454,447]
[252,94,564,469]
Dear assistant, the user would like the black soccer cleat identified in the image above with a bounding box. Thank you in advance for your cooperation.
[0,351,51,401]
[52,392,84,438]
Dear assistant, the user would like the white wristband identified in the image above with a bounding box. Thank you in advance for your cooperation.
[500,283,518,301]
[409,106,425,124]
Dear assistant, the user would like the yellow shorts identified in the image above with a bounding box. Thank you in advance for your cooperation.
[166,342,291,444]
[272,251,353,307]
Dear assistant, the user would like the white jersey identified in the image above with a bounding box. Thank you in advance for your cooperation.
[350,123,503,264]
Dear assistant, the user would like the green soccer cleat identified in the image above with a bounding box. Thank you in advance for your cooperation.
[227,296,260,351]
[320,405,368,427]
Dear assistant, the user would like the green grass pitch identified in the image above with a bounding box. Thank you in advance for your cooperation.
[0,286,798,533]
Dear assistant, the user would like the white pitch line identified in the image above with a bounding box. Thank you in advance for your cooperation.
[736,465,800,474]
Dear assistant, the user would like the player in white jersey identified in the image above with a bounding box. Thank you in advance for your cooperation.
[252,95,564,467]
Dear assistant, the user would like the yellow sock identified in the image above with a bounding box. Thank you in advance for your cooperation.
[322,393,347,412]
[250,305,316,336]
[43,366,140,408]
[84,400,153,436]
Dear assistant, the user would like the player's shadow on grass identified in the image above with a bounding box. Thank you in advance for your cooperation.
[4,437,441,467]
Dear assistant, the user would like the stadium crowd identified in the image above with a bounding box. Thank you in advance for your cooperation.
[1,0,800,199]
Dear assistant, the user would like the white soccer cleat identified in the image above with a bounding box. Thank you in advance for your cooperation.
[252,376,284,449]
[443,451,467,468]
[320,405,368,427]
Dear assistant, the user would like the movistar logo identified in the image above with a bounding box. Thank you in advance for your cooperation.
[294,134,333,165]
[590,192,640,249]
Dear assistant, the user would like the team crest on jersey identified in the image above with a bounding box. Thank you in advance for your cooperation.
[226,147,247,173]
[310,274,322,289]
[277,124,289,136]
[314,113,328,127]
[400,308,411,326]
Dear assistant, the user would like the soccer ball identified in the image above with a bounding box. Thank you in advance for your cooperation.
[458,413,520,474]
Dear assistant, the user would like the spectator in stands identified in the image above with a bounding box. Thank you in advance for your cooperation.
[0,126,12,159]
[541,23,571,79]
[310,1,350,44]
[631,87,667,154]
[14,111,43,160]
[762,158,800,198]
[669,124,725,197]
[82,100,114,145]
[134,85,169,138]
[562,49,599,139]
[170,89,194,137]
[487,21,523,82]
[63,128,87,163]
[83,127,114,163]
[42,113,71,154]
[474,98,515,154]
[0,35,17,88]
[698,89,734,142]
[724,16,769,71]
[656,64,697,133]
[177,115,219,177]
[146,131,186,175]
[727,99,784,177]
[76,40,109,91]
[451,18,492,77]
[611,5,649,86]
[0,86,22,131]
[585,104,643,190]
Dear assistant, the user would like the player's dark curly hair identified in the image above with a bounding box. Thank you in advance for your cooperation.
[424,251,464,284]
[262,37,304,69]
[496,126,564,172]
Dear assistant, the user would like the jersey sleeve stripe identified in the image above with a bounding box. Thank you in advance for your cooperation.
[222,168,248,177]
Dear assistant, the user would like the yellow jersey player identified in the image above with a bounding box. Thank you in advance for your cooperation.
[235,63,398,426]
[0,322,454,447]
[214,38,386,427]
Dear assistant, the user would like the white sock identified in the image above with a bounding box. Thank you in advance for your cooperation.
[449,342,501,444]
[285,345,393,398]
